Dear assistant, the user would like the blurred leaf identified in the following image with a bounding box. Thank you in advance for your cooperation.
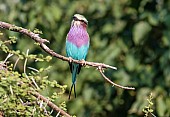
[102,23,113,34]
[148,13,159,26]
[113,20,126,33]
[133,21,151,45]
[125,54,138,71]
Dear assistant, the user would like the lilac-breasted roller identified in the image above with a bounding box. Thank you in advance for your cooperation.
[66,14,89,99]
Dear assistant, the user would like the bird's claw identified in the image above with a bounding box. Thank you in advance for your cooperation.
[68,57,73,63]
[80,59,86,66]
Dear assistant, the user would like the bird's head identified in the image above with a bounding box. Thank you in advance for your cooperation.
[71,14,88,28]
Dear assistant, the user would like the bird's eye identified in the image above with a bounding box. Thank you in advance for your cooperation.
[80,20,87,25]
[73,16,78,21]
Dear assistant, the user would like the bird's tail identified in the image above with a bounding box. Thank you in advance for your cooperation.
[68,63,78,99]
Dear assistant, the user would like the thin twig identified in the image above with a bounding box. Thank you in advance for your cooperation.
[19,98,24,104]
[24,49,29,74]
[56,111,60,117]
[31,77,40,89]
[50,109,54,115]
[150,112,157,117]
[23,49,32,84]
[13,57,20,70]
[4,53,13,62]
[9,85,14,95]
[98,66,135,90]
[27,67,39,72]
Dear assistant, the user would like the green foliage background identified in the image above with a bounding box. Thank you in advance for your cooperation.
[0,0,170,116]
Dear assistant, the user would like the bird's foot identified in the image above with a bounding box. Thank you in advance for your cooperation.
[80,59,86,66]
[68,57,73,63]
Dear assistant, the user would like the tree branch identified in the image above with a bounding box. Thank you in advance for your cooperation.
[0,59,71,117]
[0,21,135,90]
[30,91,71,117]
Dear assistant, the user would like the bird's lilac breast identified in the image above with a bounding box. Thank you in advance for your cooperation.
[67,26,89,48]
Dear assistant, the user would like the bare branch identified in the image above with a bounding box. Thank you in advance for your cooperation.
[4,53,13,62]
[0,21,135,90]
[98,66,135,90]
[0,21,117,70]
[30,91,71,117]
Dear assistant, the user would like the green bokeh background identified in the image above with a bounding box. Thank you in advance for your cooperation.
[0,0,170,116]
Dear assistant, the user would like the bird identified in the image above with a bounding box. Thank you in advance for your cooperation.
[66,14,90,99]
